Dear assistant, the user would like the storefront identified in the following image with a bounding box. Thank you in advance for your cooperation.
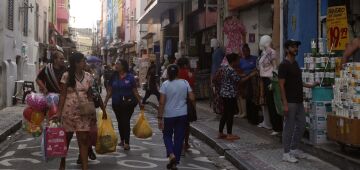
[286,0,360,148]
[186,0,217,99]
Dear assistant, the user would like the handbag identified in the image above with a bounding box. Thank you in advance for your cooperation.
[185,81,197,122]
[75,88,96,116]
[121,95,138,107]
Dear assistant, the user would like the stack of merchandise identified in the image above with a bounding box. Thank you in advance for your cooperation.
[332,63,360,119]
[303,52,340,144]
[329,63,360,146]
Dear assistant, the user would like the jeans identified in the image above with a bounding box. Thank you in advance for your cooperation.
[282,103,306,153]
[112,103,136,144]
[163,115,187,163]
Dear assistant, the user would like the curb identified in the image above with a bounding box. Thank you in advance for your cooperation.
[190,123,252,170]
[0,120,22,144]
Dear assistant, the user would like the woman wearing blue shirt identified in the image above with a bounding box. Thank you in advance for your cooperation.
[104,59,143,150]
[158,65,196,170]
[237,44,258,118]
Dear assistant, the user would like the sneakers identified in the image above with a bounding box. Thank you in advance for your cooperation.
[282,153,298,163]
[257,122,272,130]
[234,114,240,118]
[270,131,279,136]
[290,149,307,159]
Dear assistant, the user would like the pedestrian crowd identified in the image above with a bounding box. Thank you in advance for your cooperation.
[211,36,318,164]
[33,34,322,170]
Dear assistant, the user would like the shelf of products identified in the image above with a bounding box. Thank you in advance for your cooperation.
[302,50,342,145]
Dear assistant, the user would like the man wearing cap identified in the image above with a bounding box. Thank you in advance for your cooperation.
[278,39,318,163]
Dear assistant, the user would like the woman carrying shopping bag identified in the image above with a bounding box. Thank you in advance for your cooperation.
[56,52,107,170]
[104,59,143,151]
[158,64,196,170]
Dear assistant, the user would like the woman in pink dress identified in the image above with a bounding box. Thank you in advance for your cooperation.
[57,52,107,170]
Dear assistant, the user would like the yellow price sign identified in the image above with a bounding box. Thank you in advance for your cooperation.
[326,6,349,51]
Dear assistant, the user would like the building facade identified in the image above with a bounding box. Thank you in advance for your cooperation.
[0,0,51,108]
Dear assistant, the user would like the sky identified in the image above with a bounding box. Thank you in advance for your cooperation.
[69,0,101,28]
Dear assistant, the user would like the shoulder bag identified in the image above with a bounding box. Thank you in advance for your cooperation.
[75,88,96,116]
[185,80,197,122]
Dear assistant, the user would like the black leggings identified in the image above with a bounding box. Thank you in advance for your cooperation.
[219,98,238,134]
[142,89,160,104]
[112,104,136,144]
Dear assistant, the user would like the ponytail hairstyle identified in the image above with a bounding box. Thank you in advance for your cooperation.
[167,64,179,81]
[67,52,85,88]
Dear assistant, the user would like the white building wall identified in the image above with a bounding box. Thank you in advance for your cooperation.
[0,0,48,108]
[136,0,148,55]
[238,2,273,56]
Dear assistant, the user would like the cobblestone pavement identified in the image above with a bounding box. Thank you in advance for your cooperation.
[0,105,237,170]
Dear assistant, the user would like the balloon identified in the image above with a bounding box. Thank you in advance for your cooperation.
[29,123,42,137]
[26,93,47,111]
[47,105,58,118]
[22,120,30,132]
[23,107,33,121]
[46,93,59,106]
[31,111,45,125]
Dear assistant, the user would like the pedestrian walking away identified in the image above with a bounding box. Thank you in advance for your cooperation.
[158,64,196,170]
[56,52,108,170]
[279,39,318,163]
[142,61,160,104]
[104,59,144,151]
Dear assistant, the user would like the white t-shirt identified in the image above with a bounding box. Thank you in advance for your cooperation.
[259,48,277,78]
[160,79,192,118]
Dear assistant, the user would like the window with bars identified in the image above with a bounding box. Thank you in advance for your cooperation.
[23,0,29,36]
[7,0,14,30]
[35,3,39,41]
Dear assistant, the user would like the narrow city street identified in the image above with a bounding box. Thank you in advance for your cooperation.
[0,105,236,170]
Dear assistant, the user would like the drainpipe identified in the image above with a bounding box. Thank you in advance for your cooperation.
[280,0,284,61]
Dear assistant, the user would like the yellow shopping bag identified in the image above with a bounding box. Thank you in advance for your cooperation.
[95,111,118,154]
[132,110,153,139]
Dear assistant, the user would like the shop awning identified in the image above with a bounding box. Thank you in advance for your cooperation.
[228,0,271,11]
[137,0,184,24]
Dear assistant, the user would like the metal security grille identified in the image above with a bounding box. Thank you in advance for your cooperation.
[7,0,14,30]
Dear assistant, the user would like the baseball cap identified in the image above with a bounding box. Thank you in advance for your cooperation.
[284,39,301,48]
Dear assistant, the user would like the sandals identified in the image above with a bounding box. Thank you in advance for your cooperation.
[226,134,240,141]
[76,149,97,164]
[88,149,97,160]
[166,157,177,170]
[124,144,130,151]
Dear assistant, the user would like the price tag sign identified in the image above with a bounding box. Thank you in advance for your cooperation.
[326,6,349,51]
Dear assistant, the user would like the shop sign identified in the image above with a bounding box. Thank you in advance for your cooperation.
[326,5,349,51]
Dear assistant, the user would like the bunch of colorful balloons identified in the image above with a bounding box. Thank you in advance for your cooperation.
[23,93,59,137]
[46,93,59,119]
